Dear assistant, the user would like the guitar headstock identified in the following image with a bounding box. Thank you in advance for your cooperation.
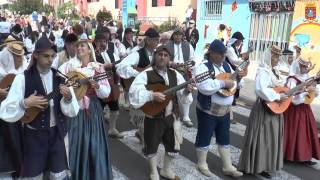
[194,70,215,83]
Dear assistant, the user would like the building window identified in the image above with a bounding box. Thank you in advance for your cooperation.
[201,0,223,20]
[152,0,157,7]
[165,0,172,6]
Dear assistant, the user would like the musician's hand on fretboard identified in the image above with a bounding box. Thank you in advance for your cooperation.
[0,87,8,97]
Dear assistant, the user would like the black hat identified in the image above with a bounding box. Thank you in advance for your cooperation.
[34,36,57,52]
[231,31,245,40]
[11,24,22,33]
[144,28,160,38]
[282,49,293,55]
[209,39,227,53]
[100,26,110,33]
[64,33,78,43]
[124,28,133,34]
[94,33,106,41]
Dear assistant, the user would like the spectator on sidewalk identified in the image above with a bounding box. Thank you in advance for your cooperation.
[185,20,199,50]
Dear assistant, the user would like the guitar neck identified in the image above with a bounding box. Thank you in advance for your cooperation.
[286,77,315,96]
[45,88,61,101]
[163,79,192,96]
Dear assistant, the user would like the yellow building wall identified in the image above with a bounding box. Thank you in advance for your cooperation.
[146,0,194,25]
[290,0,320,75]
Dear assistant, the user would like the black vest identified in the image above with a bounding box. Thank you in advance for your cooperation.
[146,68,179,117]
[137,48,151,68]
[123,39,137,49]
[24,66,67,136]
[197,61,231,110]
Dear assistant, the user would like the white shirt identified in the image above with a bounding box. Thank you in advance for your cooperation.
[193,61,243,106]
[186,8,193,18]
[0,70,79,123]
[116,48,153,79]
[129,67,192,116]
[225,46,243,67]
[173,43,195,64]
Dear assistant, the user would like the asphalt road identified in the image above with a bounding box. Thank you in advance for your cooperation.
[108,94,320,180]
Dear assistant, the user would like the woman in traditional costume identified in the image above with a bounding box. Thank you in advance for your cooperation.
[238,45,286,179]
[283,56,320,164]
[59,39,113,180]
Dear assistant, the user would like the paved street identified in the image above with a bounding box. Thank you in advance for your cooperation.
[108,92,320,180]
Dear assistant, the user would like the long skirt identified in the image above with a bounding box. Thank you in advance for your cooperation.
[238,99,284,174]
[283,103,320,161]
[68,97,112,180]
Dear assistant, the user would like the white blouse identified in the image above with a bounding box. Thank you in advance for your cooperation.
[255,69,282,102]
[286,75,320,105]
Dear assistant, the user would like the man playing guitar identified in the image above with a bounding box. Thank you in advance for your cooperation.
[129,45,192,180]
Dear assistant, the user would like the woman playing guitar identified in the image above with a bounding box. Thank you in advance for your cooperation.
[283,56,320,165]
[238,45,287,179]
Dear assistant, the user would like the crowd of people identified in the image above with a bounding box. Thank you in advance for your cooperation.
[0,9,319,180]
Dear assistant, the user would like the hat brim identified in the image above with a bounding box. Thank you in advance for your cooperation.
[7,47,24,56]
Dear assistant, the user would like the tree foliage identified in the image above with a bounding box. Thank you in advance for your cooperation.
[57,2,78,19]
[96,11,112,23]
[10,0,43,15]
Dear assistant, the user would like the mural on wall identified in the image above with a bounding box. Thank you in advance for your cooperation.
[290,0,320,75]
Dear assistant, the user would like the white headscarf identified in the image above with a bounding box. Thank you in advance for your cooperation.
[227,38,237,47]
[257,48,284,87]
[289,57,310,81]
[0,47,27,79]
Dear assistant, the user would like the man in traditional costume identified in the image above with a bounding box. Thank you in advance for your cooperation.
[129,45,192,180]
[0,36,79,179]
[193,40,243,177]
[165,28,195,127]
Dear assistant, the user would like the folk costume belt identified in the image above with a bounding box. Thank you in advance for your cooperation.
[197,103,231,117]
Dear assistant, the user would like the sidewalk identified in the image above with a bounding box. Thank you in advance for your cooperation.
[240,60,320,124]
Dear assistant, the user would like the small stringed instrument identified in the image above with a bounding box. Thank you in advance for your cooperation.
[304,91,316,104]
[141,70,214,116]
[67,71,112,100]
[20,71,111,123]
[0,74,16,102]
[266,73,320,114]
[216,60,250,97]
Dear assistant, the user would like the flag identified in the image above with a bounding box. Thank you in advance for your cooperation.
[232,0,238,12]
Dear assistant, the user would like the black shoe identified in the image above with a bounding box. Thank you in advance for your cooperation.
[259,172,272,179]
[305,161,317,166]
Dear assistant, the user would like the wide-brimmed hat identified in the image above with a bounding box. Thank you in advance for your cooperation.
[0,35,23,47]
[7,42,24,56]
[270,45,282,55]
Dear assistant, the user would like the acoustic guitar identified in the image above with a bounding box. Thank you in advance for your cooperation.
[0,74,16,102]
[216,60,250,97]
[141,70,214,116]
[266,73,320,114]
[20,71,111,123]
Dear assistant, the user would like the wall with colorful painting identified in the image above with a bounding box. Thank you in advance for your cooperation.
[195,0,251,57]
[290,0,320,74]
